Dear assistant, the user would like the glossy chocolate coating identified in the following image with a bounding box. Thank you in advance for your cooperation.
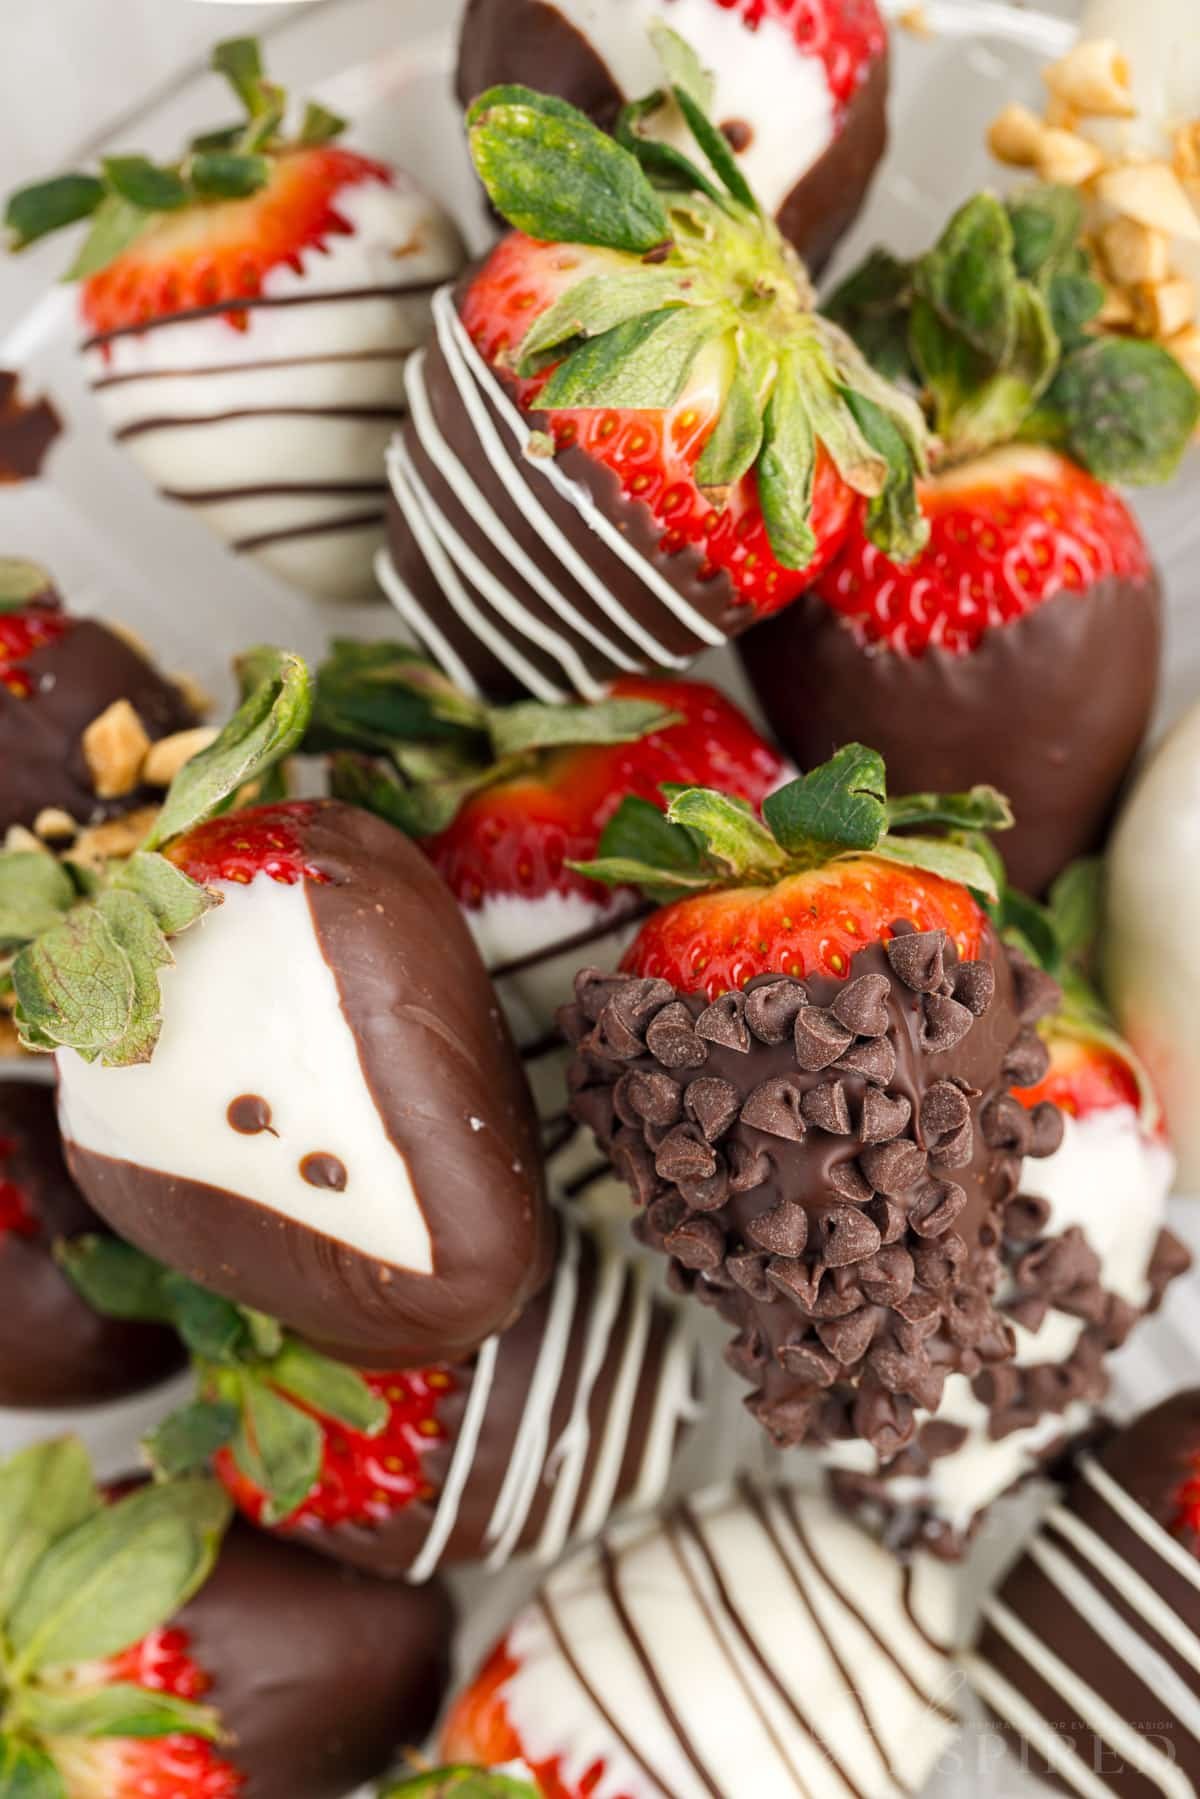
[179,1520,454,1799]
[65,803,555,1368]
[0,1079,182,1409]
[0,369,61,482]
[454,0,888,272]
[738,572,1162,897]
[0,606,195,834]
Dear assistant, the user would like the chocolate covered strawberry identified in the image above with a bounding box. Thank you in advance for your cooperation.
[456,0,889,275]
[561,745,1066,1454]
[5,39,463,603]
[0,649,552,1367]
[62,1212,699,1579]
[0,560,197,838]
[384,41,928,700]
[0,1439,452,1799]
[740,185,1200,895]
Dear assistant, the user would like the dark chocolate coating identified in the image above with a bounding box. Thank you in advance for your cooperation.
[738,572,1162,897]
[0,610,195,833]
[0,1079,182,1408]
[179,1519,454,1799]
[971,1391,1200,1796]
[0,369,61,482]
[563,924,1057,1453]
[64,802,555,1368]
[455,0,888,273]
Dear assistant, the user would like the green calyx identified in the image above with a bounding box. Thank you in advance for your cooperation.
[466,29,930,567]
[59,1237,388,1526]
[0,561,54,614]
[4,38,347,279]
[570,742,1010,903]
[309,638,683,837]
[825,184,1200,482]
[0,1438,232,1788]
[379,1769,539,1799]
[0,646,311,1068]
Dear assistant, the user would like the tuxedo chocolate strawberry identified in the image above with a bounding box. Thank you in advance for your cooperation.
[740,185,1199,895]
[561,745,1064,1453]
[0,1440,452,1799]
[62,1211,699,1580]
[0,649,552,1367]
[4,38,463,603]
[0,560,197,837]
[384,42,929,701]
[456,0,889,275]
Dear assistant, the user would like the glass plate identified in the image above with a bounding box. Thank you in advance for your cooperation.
[5,5,1198,1794]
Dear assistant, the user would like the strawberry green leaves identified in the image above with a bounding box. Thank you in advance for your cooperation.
[0,559,54,611]
[0,1738,64,1799]
[13,1682,223,1746]
[0,1442,98,1620]
[1030,337,1200,486]
[381,1771,540,1799]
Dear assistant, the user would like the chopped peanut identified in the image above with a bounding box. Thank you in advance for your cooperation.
[1043,39,1135,118]
[1130,277,1196,341]
[33,807,77,843]
[1100,216,1170,286]
[71,807,160,873]
[3,824,45,854]
[1096,162,1200,242]
[988,104,1046,169]
[1165,323,1200,389]
[82,699,151,801]
[1034,127,1106,187]
[141,726,219,788]
[1096,282,1136,327]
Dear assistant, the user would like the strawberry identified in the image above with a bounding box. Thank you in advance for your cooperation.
[386,40,928,701]
[0,1439,453,1799]
[740,185,1198,895]
[441,1648,576,1799]
[561,745,1064,1453]
[0,598,69,700]
[5,38,463,604]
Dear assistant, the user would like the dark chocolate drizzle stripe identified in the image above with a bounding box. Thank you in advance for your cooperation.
[670,1501,864,1799]
[164,480,389,504]
[231,509,386,553]
[89,347,415,389]
[599,1538,724,1799]
[80,281,444,349]
[536,1589,674,1796]
[114,405,408,442]
[901,1564,949,1656]
[488,901,650,982]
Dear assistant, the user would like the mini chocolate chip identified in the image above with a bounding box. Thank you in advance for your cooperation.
[831,973,891,1037]
[910,1177,967,1238]
[1003,1025,1051,1089]
[952,961,995,1016]
[816,1306,876,1365]
[930,1118,974,1169]
[571,1084,617,1144]
[885,930,947,993]
[1104,1294,1141,1347]
[646,1194,687,1239]
[666,1261,696,1297]
[920,1080,970,1140]
[620,1069,682,1128]
[695,991,750,1052]
[227,1094,274,1136]
[859,1088,912,1144]
[1004,1293,1050,1334]
[814,1205,882,1268]
[728,1140,771,1192]
[794,1006,854,1071]
[614,976,676,1023]
[1009,950,1061,1023]
[678,1163,731,1212]
[1028,1100,1065,1158]
[726,1251,774,1302]
[827,1159,874,1204]
[556,1002,586,1046]
[852,1386,916,1458]
[980,1094,1032,1154]
[300,1152,347,1191]
[574,968,630,1022]
[921,1420,970,1460]
[654,1123,717,1184]
[834,1037,896,1086]
[665,1215,725,1272]
[588,1003,646,1061]
[747,1390,817,1447]
[725,1328,769,1376]
[920,993,974,1054]
[858,1243,915,1308]
[912,1232,967,1291]
[747,1198,809,1257]
[800,1081,852,1135]
[811,1268,867,1319]
[685,1076,741,1142]
[744,978,808,1043]
[766,1256,823,1311]
[866,1194,907,1245]
[777,1338,840,1383]
[740,1076,808,1141]
[646,1002,709,1070]
[1003,1192,1053,1242]
[612,1134,660,1206]
[859,1137,927,1196]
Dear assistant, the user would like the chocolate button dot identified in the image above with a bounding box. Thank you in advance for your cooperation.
[300,1152,348,1192]
[227,1095,275,1136]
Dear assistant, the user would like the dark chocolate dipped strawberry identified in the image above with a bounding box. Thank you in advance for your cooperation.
[4,40,462,604]
[0,649,552,1367]
[0,1078,182,1409]
[383,41,929,702]
[825,860,1188,1556]
[0,1439,452,1799]
[965,1390,1200,1797]
[560,746,1066,1454]
[62,1211,700,1580]
[456,0,889,276]
[739,185,1200,896]
[0,560,197,839]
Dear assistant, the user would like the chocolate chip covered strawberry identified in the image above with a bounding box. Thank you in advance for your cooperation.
[456,0,890,275]
[62,1212,699,1580]
[5,39,463,603]
[740,185,1200,895]
[0,1440,452,1799]
[562,747,1064,1454]
[384,47,928,700]
[0,649,552,1367]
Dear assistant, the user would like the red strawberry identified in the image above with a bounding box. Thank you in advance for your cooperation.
[442,1647,574,1798]
[165,800,333,888]
[1015,1025,1141,1123]
[740,187,1197,896]
[0,600,70,700]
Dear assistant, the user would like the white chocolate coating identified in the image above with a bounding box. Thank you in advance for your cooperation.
[84,176,463,603]
[55,875,434,1274]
